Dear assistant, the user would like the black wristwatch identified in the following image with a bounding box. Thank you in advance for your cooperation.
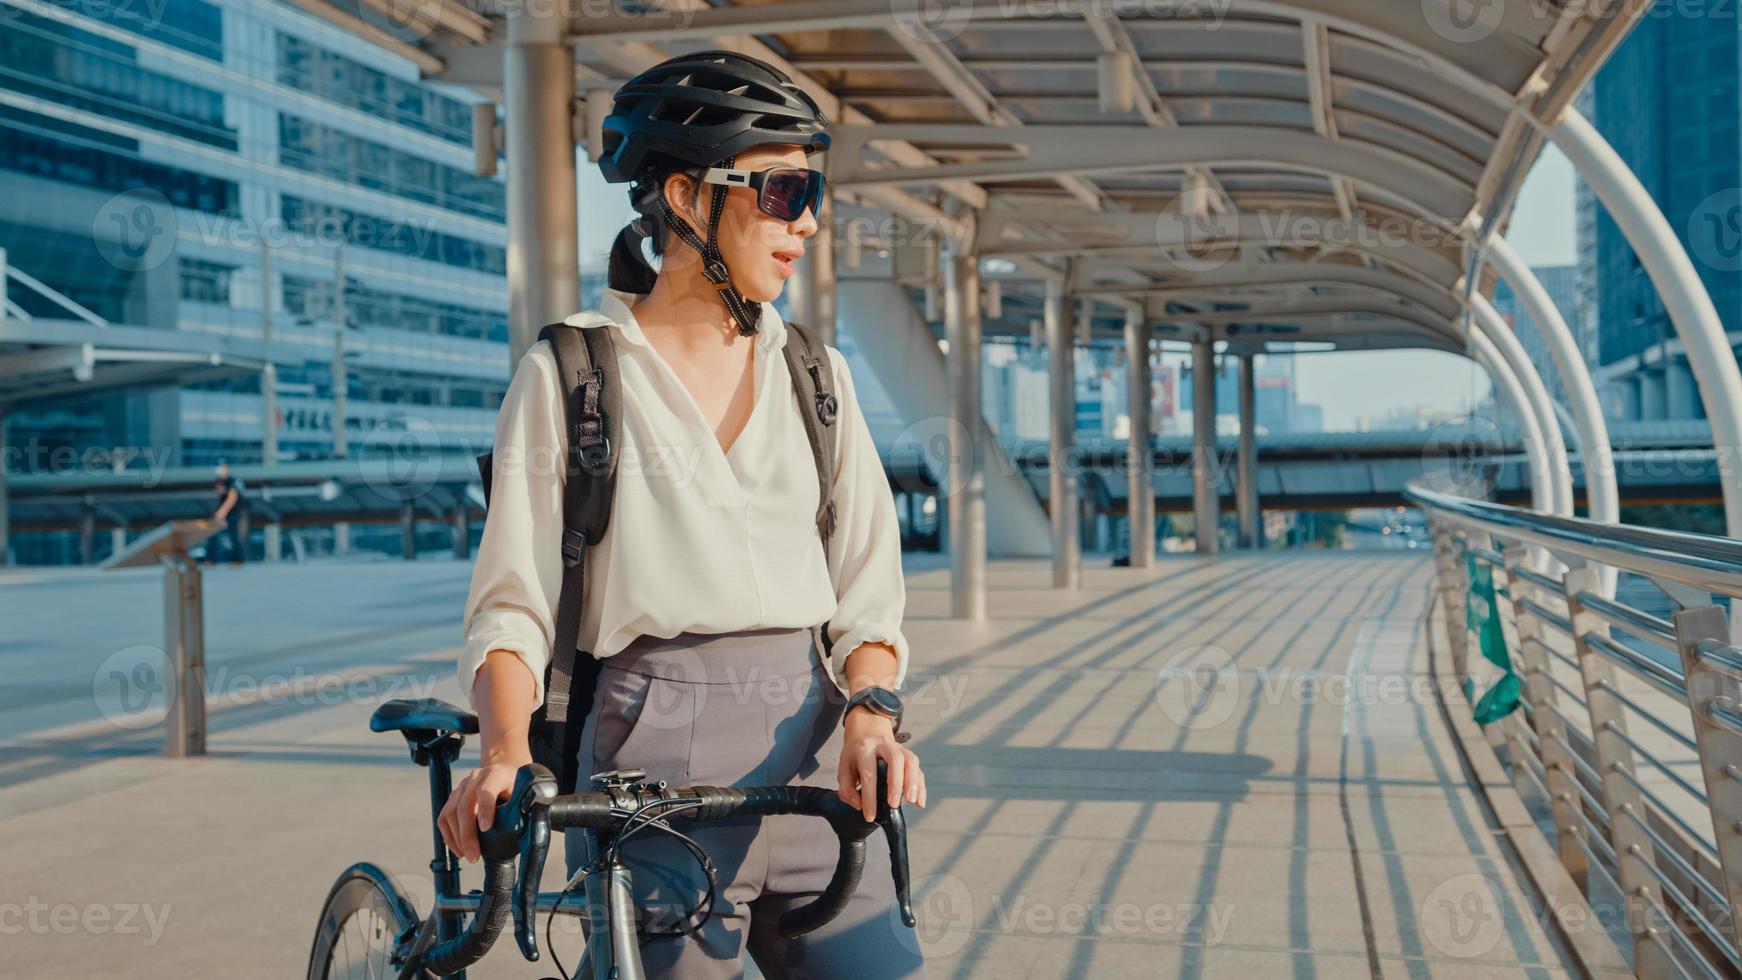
[844,685,910,744]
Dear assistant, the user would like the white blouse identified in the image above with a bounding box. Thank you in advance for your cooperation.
[457,288,910,708]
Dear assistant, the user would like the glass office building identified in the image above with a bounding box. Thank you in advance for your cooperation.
[0,0,531,558]
[1583,2,1740,420]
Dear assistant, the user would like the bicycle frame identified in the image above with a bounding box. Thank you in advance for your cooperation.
[401,732,642,980]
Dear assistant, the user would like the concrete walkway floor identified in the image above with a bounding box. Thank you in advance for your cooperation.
[0,552,1581,978]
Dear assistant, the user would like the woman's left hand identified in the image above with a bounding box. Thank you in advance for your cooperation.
[838,708,926,822]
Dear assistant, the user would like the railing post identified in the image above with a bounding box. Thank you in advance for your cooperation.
[1672,604,1742,952]
[1431,523,1471,679]
[1502,545,1588,890]
[1561,565,1678,980]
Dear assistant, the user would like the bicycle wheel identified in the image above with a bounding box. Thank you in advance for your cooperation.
[308,863,425,980]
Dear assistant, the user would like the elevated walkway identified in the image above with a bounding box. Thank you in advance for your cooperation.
[0,552,1589,977]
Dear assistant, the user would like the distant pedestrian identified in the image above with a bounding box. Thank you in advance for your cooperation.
[208,460,245,565]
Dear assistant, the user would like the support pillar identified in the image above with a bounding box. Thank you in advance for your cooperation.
[944,244,986,619]
[1236,353,1260,549]
[1,409,11,566]
[1545,107,1742,541]
[1046,278,1080,587]
[1191,338,1219,555]
[163,556,206,757]
[452,505,470,560]
[789,156,838,346]
[1123,307,1154,568]
[264,523,281,562]
[504,19,581,365]
[260,242,279,466]
[80,497,96,565]
[401,501,416,561]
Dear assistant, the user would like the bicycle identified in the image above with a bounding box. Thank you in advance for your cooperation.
[306,697,916,979]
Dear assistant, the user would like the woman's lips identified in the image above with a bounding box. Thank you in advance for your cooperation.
[774,250,802,277]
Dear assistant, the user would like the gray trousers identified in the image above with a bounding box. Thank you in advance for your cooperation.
[563,627,928,980]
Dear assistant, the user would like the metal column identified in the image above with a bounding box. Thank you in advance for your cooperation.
[789,155,838,346]
[944,245,986,619]
[1546,108,1742,541]
[1236,353,1259,549]
[0,409,9,566]
[401,501,417,561]
[1123,307,1154,568]
[1191,338,1219,555]
[453,505,471,560]
[260,243,279,466]
[162,555,206,757]
[505,18,580,365]
[1046,278,1080,587]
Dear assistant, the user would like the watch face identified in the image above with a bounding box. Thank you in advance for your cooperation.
[864,687,902,716]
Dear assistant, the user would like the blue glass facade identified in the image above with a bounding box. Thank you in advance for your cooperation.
[1589,4,1741,368]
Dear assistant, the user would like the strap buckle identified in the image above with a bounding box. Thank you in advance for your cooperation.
[561,527,585,568]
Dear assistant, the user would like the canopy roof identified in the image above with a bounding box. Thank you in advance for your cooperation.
[328,0,1648,352]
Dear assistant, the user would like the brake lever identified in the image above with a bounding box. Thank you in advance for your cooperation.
[873,758,917,927]
[478,763,558,962]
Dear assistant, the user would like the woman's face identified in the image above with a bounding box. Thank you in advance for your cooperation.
[662,143,819,305]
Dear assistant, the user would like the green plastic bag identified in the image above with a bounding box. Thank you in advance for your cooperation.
[1464,554,1520,724]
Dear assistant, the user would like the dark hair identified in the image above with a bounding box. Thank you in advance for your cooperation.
[606,159,700,294]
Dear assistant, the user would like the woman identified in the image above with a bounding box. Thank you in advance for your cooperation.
[439,51,929,979]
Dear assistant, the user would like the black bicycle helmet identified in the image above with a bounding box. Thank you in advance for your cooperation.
[599,50,830,184]
[600,51,831,336]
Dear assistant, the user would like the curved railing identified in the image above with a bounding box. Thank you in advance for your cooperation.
[1406,482,1742,980]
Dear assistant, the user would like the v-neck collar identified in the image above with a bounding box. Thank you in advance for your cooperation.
[568,289,785,464]
[574,288,789,356]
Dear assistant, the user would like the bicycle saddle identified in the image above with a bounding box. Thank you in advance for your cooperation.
[370,698,479,736]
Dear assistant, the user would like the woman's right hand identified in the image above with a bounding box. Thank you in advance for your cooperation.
[438,752,531,863]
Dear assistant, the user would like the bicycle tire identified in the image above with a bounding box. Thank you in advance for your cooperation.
[307,863,427,980]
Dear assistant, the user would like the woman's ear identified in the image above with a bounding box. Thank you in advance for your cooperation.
[662,171,704,226]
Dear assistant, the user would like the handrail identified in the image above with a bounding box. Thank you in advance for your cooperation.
[1407,482,1742,599]
[1414,479,1742,980]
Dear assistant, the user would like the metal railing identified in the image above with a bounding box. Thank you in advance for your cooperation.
[1408,482,1742,980]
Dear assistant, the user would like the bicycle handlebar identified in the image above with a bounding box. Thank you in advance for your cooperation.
[419,761,914,976]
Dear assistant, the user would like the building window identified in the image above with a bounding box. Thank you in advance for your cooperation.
[179,257,233,304]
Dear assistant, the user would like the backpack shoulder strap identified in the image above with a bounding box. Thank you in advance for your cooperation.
[532,320,621,793]
[781,321,840,549]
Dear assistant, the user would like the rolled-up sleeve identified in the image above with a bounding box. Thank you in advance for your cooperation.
[820,345,911,694]
[457,341,565,709]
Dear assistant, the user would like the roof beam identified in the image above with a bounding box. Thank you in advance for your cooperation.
[1081,10,1231,215]
[562,0,1528,106]
[831,124,1475,222]
[885,23,1104,210]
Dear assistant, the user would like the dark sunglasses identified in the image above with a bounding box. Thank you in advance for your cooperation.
[701,166,826,222]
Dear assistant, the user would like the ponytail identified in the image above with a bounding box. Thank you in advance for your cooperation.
[607,220,658,295]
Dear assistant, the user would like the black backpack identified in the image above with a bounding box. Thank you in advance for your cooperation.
[476,318,842,794]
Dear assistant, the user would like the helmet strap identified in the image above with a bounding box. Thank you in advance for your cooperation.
[657,155,762,337]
